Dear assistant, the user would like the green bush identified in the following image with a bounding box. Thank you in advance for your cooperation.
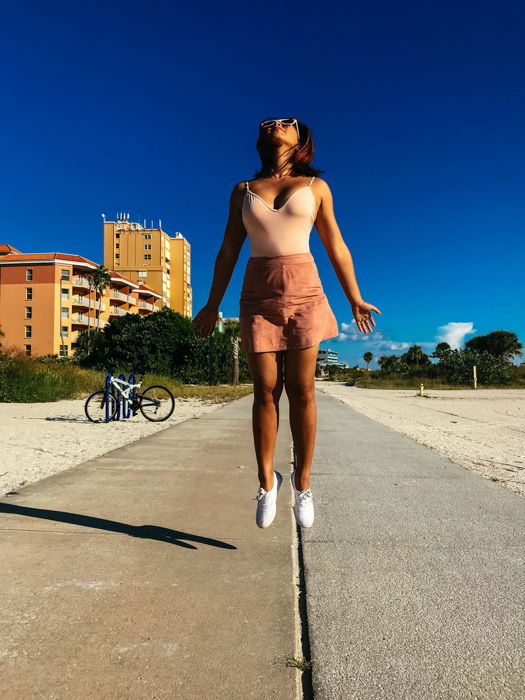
[0,350,102,402]
[74,307,251,384]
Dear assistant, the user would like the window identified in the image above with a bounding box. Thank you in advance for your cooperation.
[144,254,151,260]
[115,254,120,258]
[61,288,69,300]
[116,243,120,249]
[25,344,32,356]
[138,270,147,277]
[116,233,120,238]
[61,269,70,281]
[59,345,68,357]
[24,325,32,338]
[25,287,32,300]
[143,233,151,239]
[26,269,33,281]
[144,244,152,249]
[61,326,69,336]
[25,306,32,319]
[61,306,69,319]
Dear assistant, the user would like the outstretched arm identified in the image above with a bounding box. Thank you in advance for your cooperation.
[313,178,381,334]
[193,182,247,338]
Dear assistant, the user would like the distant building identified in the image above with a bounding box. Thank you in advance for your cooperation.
[219,315,240,331]
[317,347,339,365]
[103,213,192,317]
[0,247,162,357]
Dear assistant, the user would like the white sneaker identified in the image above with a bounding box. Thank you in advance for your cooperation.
[255,470,282,528]
[290,470,314,528]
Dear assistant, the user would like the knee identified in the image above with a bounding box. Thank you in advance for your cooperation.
[253,381,283,405]
[285,380,315,404]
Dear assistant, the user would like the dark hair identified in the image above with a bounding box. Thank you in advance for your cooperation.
[252,116,325,179]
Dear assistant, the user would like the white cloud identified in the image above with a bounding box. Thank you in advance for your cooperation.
[329,319,479,368]
[435,322,476,350]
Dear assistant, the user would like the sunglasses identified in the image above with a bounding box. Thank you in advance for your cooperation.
[260,117,300,141]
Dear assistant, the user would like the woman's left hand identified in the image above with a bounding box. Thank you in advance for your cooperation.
[351,299,382,334]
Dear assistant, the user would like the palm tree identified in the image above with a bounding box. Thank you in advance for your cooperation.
[363,351,373,371]
[86,265,112,352]
[465,330,523,363]
[223,319,241,385]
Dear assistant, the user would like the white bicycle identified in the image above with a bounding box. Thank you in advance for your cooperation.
[84,372,175,423]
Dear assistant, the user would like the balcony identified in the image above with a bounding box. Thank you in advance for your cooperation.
[71,314,90,325]
[111,290,129,303]
[139,300,155,311]
[72,314,106,328]
[110,306,128,317]
[73,276,90,288]
[72,295,105,311]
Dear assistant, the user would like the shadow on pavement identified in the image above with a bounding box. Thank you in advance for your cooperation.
[0,503,237,550]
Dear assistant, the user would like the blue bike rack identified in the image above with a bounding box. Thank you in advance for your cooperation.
[105,372,137,423]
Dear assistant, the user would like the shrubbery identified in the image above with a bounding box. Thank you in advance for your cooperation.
[74,307,251,384]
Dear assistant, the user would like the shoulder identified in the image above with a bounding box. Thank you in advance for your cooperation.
[230,180,252,198]
[311,177,332,202]
[311,176,330,192]
[228,180,248,202]
[228,181,249,213]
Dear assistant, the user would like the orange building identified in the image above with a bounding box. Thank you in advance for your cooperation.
[103,213,192,317]
[0,245,162,357]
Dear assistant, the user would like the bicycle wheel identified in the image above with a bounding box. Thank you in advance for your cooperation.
[84,390,118,423]
[138,385,175,422]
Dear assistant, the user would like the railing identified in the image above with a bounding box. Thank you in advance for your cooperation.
[71,315,106,327]
[110,306,127,316]
[72,295,105,311]
[139,300,155,311]
[71,314,89,324]
[73,276,89,287]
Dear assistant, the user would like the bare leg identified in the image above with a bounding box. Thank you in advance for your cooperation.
[283,344,319,491]
[245,350,284,491]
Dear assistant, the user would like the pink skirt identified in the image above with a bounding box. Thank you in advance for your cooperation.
[239,252,339,353]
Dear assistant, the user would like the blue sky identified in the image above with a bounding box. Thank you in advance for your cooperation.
[2,0,524,368]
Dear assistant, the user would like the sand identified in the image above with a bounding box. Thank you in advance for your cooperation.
[315,382,525,497]
[1,396,229,497]
[3,384,524,499]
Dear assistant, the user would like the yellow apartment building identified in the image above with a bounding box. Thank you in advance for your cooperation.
[0,245,162,357]
[103,213,192,318]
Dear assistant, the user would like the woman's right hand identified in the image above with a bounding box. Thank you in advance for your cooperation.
[192,304,220,339]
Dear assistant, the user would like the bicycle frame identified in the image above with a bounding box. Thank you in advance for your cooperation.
[109,375,142,401]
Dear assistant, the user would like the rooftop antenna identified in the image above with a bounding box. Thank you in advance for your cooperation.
[159,219,162,229]
[101,213,106,221]
[150,220,153,228]
[143,219,146,228]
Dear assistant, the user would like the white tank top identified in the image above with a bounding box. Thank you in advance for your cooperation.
[242,176,317,256]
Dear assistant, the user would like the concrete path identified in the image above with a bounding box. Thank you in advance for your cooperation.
[1,387,524,699]
[0,394,302,699]
[302,389,525,699]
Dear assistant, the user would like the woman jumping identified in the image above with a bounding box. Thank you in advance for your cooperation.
[193,116,381,529]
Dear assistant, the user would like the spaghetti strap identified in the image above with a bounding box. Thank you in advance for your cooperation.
[309,176,316,186]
